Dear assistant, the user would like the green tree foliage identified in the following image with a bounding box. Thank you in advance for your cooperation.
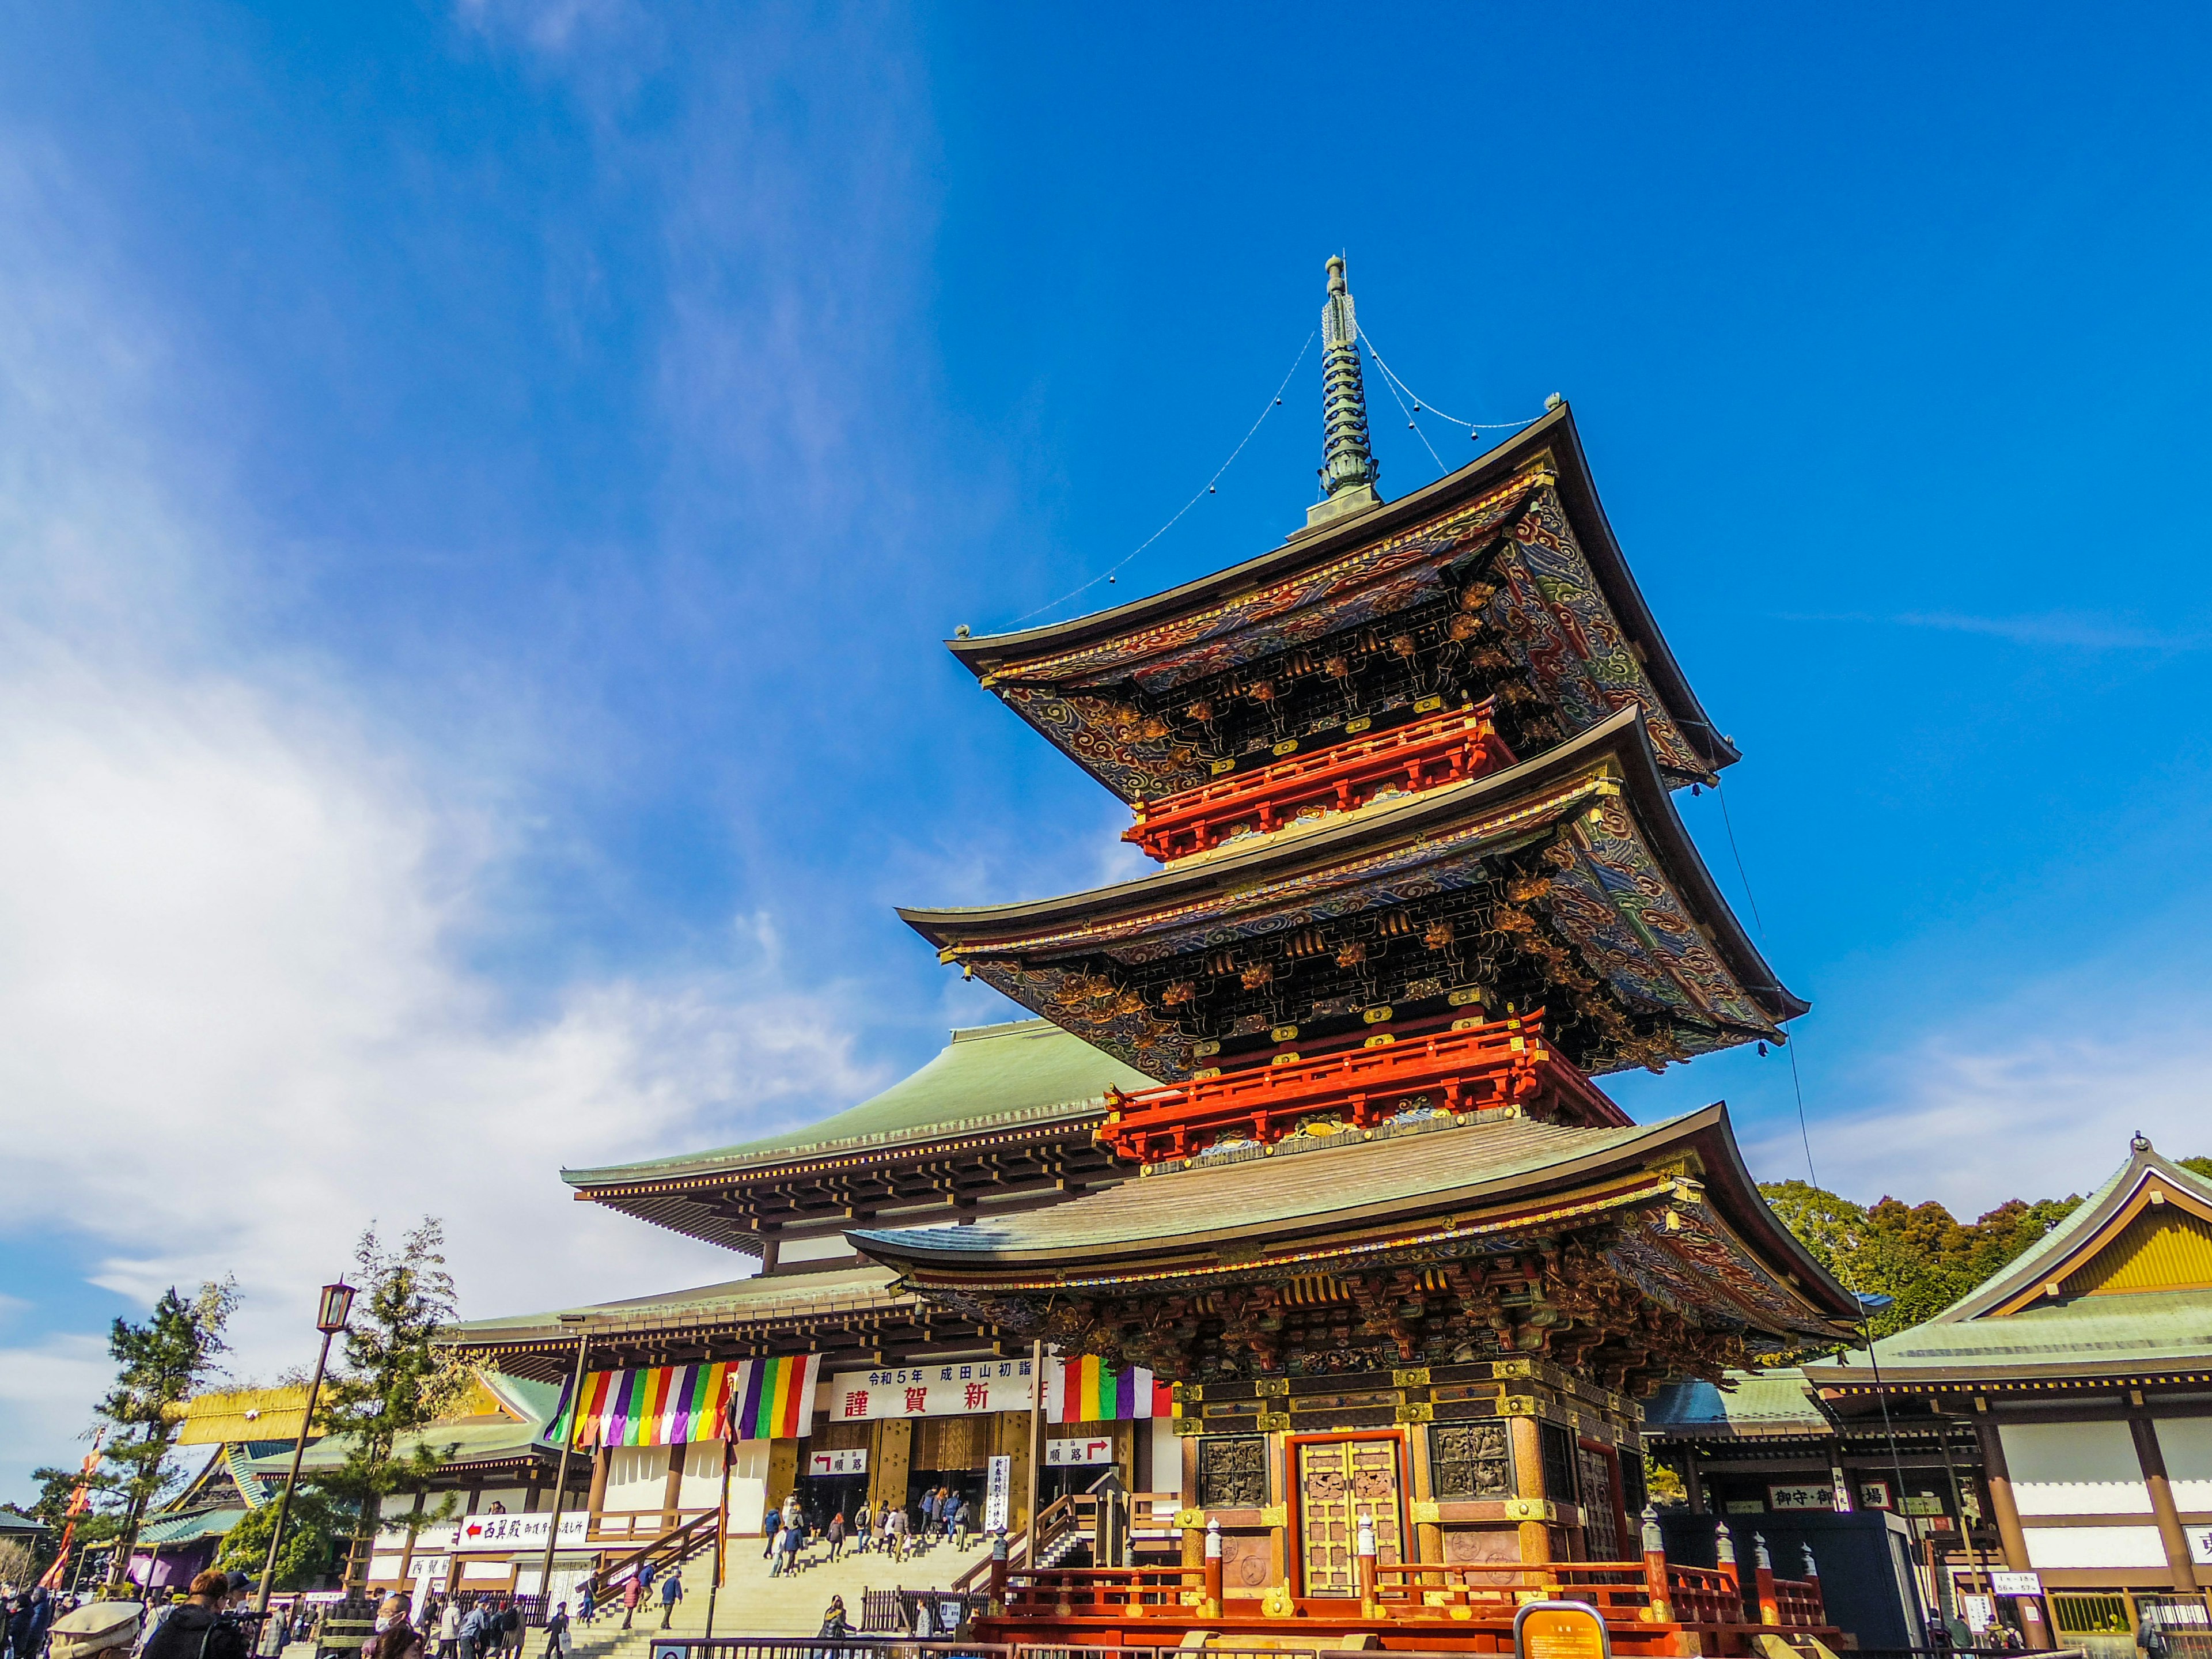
[68,1281,240,1585]
[1759,1180,2086,1340]
[313,1220,467,1574]
[2180,1156,2212,1181]
[215,1486,349,1590]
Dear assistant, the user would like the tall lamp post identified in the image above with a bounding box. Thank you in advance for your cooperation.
[255,1281,355,1615]
[534,1317,592,1617]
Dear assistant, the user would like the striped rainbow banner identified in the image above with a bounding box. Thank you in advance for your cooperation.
[551,1355,823,1448]
[1047,1356,1174,1425]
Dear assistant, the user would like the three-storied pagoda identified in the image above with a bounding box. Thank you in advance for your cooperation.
[856,258,1865,1652]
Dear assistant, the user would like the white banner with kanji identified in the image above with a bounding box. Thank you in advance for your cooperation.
[826,1359,1035,1421]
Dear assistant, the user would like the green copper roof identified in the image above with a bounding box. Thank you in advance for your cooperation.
[1815,1288,2212,1377]
[564,1019,1157,1187]
[238,1414,554,1476]
[1644,1369,1832,1438]
[445,1263,903,1347]
[137,1508,248,1546]
[1810,1139,2212,1382]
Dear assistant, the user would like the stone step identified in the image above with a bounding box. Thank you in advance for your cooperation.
[560,1536,993,1643]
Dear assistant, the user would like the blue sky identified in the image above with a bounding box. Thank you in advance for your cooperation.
[3,3,2211,1503]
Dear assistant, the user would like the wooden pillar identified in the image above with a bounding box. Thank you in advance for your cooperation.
[1410,1421,1442,1565]
[869,1419,911,1514]
[2130,1417,2201,1593]
[1681,1451,1706,1514]
[586,1448,611,1528]
[661,1443,685,1532]
[1267,1430,1291,1596]
[1510,1415,1551,1565]
[1974,1414,2052,1650]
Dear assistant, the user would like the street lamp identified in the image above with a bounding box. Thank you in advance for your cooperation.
[535,1317,592,1618]
[255,1281,355,1614]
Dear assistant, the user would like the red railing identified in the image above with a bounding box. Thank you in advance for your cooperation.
[1124,703,1513,863]
[1001,1565,1208,1619]
[1099,1010,1627,1162]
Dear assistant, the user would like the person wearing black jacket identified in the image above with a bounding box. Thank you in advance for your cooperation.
[142,1573,251,1659]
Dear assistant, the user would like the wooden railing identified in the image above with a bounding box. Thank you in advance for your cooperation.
[1001,1565,1208,1618]
[589,1505,719,1544]
[586,1508,721,1597]
[1122,702,1512,864]
[953,1490,1185,1594]
[1100,1009,1627,1161]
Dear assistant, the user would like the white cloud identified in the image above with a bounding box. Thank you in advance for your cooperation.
[1747,995,2212,1217]
[0,126,883,1502]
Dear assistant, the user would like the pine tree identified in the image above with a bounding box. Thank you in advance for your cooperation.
[83,1280,239,1586]
[313,1220,468,1585]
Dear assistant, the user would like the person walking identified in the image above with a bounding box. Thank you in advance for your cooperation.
[778,1518,802,1580]
[884,1502,908,1564]
[853,1500,872,1555]
[618,1576,641,1631]
[826,1511,846,1563]
[950,1493,972,1550]
[918,1487,939,1540]
[540,1604,567,1659]
[437,1598,461,1659]
[656,1571,681,1632]
[497,1600,520,1659]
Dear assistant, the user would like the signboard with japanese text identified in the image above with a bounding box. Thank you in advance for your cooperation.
[1514,1600,1610,1659]
[828,1359,1033,1421]
[807,1448,868,1478]
[1047,1436,1116,1467]
[1991,1571,2042,1596]
[984,1455,1012,1532]
[453,1512,589,1554]
[1859,1480,1892,1510]
[1767,1483,1834,1512]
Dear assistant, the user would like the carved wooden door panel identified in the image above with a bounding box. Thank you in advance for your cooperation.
[1296,1437,1405,1597]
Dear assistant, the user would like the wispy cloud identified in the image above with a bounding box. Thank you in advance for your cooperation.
[1782,609,2205,650]
[0,82,892,1502]
[1746,986,2212,1217]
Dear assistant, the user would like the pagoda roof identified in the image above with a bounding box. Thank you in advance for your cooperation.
[899,706,1802,1082]
[562,1019,1150,1253]
[1810,1138,2212,1392]
[1642,1369,1835,1440]
[854,1100,1859,1343]
[951,405,1737,801]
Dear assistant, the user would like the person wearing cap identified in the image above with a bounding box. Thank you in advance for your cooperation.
[140,1571,251,1659]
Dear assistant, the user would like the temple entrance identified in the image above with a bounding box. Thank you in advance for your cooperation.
[1294,1434,1405,1598]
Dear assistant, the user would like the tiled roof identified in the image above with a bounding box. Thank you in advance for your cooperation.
[855,1110,1677,1266]
[445,1264,906,1349]
[564,1020,1152,1188]
[1643,1370,1832,1438]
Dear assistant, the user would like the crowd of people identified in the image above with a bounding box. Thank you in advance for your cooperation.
[754,1484,979,1580]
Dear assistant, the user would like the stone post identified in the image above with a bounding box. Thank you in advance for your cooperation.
[1640,1505,1673,1623]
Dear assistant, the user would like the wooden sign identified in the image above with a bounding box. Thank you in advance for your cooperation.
[1514,1600,1611,1659]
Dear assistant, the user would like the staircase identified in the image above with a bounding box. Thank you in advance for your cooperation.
[565,1536,994,1647]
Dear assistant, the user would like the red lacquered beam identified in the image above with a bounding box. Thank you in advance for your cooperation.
[1099,1011,1627,1163]
[1124,702,1515,863]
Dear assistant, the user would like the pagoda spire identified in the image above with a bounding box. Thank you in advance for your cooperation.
[1307,254,1382,531]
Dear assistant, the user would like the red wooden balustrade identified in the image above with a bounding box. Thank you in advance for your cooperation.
[1124,703,1514,864]
[1099,1010,1627,1162]
[1000,1556,1824,1631]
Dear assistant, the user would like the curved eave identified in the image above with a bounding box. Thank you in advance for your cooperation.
[899,704,1803,1025]
[853,1103,1858,1329]
[949,404,1738,778]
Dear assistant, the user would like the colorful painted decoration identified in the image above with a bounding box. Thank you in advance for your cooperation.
[1045,1355,1173,1424]
[551,1354,823,1448]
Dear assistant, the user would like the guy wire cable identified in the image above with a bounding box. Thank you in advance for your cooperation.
[1002,331,1316,630]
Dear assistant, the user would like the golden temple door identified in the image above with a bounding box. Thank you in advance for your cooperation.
[1295,1435,1406,1597]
